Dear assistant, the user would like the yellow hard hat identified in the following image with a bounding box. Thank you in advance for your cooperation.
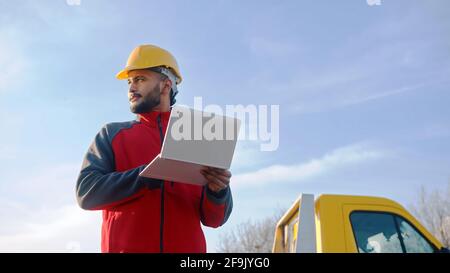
[116,44,182,84]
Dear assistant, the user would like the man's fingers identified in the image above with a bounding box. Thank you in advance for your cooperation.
[207,182,221,192]
[201,169,230,185]
[207,167,232,178]
[204,167,232,182]
[205,173,228,188]
[201,167,233,193]
[209,172,230,185]
[201,171,228,189]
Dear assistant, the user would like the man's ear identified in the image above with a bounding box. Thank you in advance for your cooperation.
[161,78,172,95]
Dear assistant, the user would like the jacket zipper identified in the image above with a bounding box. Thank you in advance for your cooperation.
[157,114,165,253]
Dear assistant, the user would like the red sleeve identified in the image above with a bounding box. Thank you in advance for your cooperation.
[200,186,233,228]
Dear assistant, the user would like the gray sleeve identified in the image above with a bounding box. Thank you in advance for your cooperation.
[75,123,152,210]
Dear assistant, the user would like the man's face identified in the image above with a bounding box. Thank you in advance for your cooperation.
[127,70,163,114]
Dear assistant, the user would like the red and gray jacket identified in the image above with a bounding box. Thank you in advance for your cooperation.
[76,110,233,253]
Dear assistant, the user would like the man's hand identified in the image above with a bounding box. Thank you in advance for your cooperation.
[201,167,232,193]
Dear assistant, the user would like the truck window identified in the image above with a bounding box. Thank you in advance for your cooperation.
[350,212,403,253]
[395,216,435,253]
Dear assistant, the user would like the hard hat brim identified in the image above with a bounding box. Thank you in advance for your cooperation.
[116,66,143,80]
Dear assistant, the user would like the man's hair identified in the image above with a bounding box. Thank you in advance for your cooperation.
[157,72,168,81]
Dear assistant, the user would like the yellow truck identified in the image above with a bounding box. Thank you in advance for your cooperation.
[272,194,449,253]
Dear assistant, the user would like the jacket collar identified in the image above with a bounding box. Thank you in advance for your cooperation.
[137,109,171,127]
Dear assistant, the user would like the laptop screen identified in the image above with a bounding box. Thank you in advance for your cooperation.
[161,106,241,169]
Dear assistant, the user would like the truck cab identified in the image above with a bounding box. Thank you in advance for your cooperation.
[272,194,448,253]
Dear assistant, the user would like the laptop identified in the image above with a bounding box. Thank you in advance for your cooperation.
[139,105,241,186]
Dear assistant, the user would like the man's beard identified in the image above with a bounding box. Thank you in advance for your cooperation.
[130,84,161,114]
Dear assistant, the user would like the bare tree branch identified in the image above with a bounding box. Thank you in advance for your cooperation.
[409,180,450,248]
[217,208,285,253]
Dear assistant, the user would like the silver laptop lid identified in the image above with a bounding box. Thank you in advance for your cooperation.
[161,106,241,169]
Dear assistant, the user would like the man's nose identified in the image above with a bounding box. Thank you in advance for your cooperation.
[129,84,138,94]
[128,81,139,92]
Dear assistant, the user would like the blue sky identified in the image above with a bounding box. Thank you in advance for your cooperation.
[0,0,449,252]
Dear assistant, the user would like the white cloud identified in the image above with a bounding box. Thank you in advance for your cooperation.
[287,68,444,115]
[339,83,425,106]
[231,141,271,172]
[232,142,389,188]
[0,163,101,252]
[0,204,101,253]
[0,163,81,206]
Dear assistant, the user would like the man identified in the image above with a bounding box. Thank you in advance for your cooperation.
[76,44,233,253]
